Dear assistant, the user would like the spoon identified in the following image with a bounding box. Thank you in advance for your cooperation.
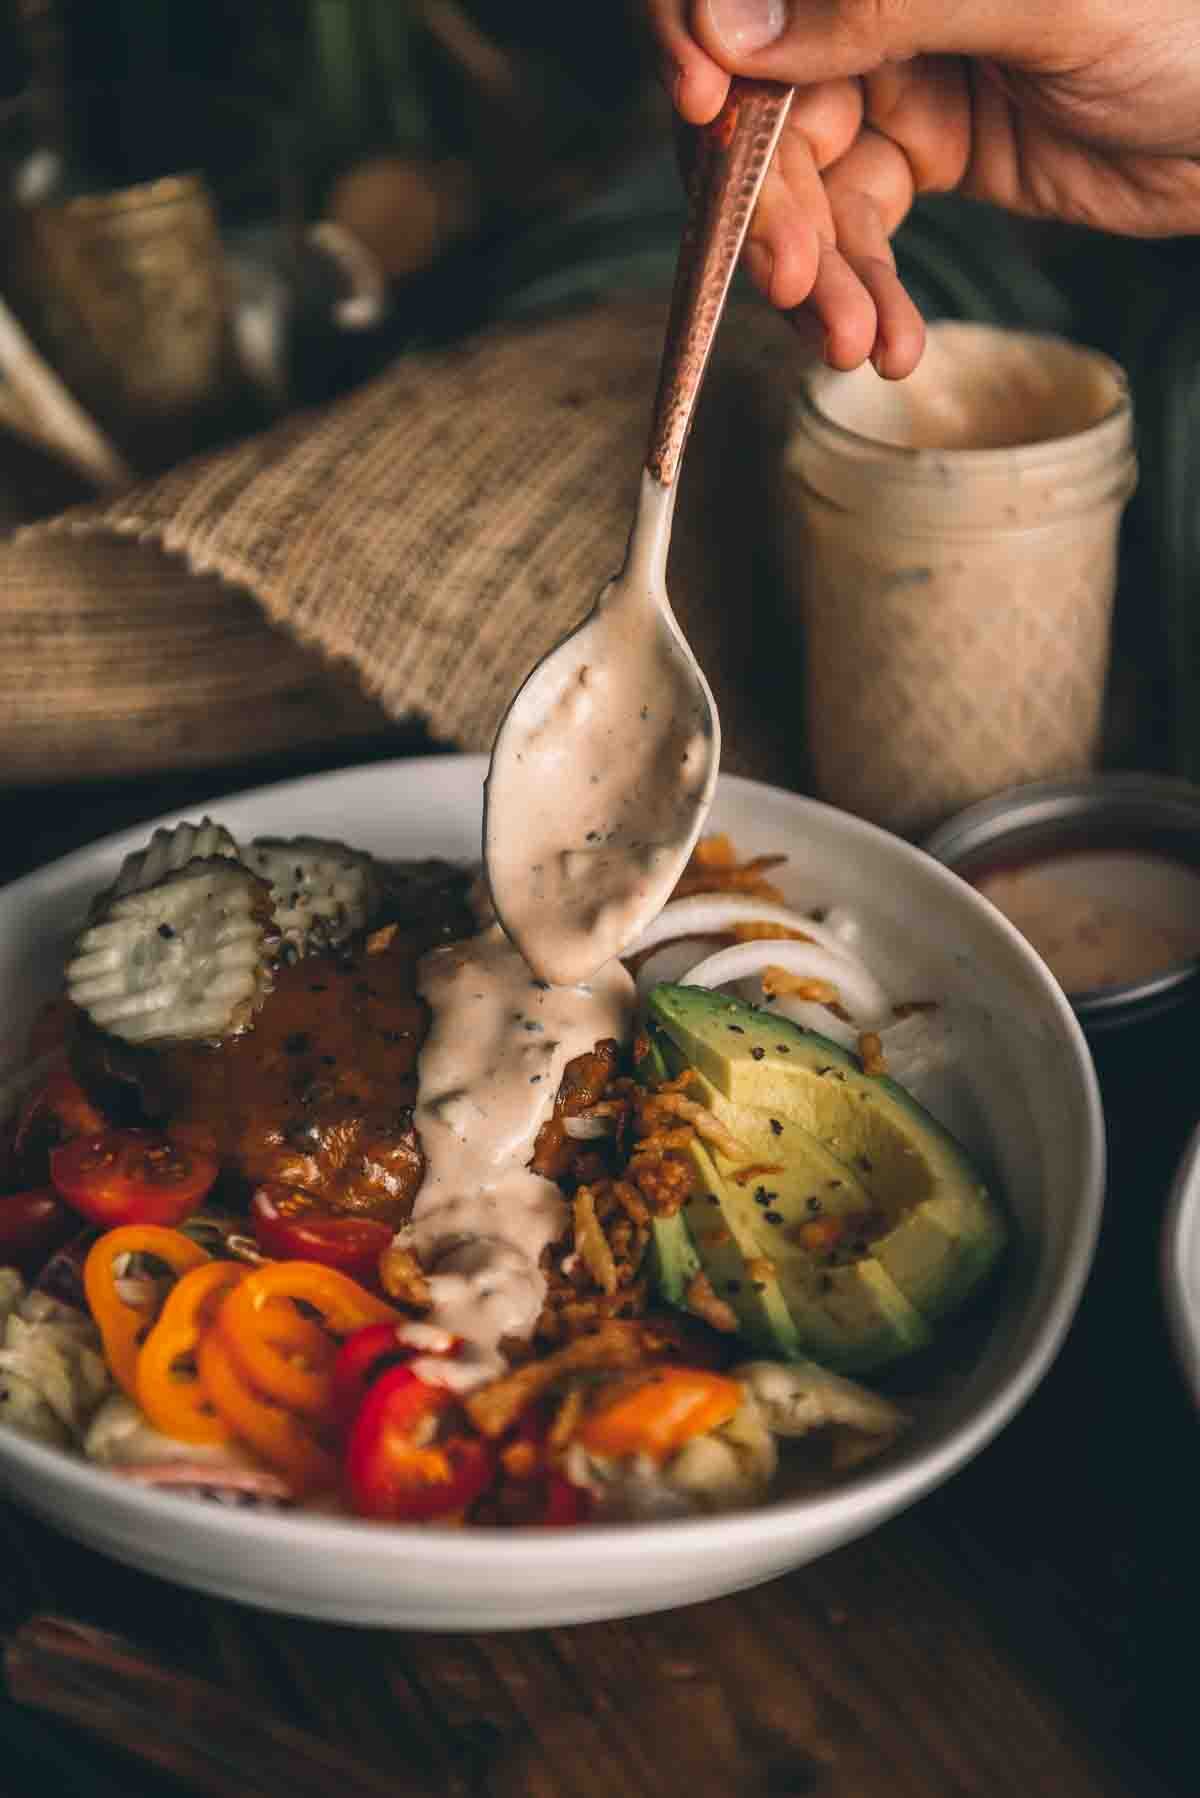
[484,78,796,987]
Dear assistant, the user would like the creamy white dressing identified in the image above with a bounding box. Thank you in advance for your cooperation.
[972,851,1200,994]
[484,472,716,988]
[400,923,634,1389]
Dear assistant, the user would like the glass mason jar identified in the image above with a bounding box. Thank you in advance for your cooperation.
[779,322,1137,836]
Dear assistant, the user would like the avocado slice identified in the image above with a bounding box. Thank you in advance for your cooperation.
[644,984,1006,1338]
[680,1137,805,1358]
[636,1033,802,1354]
[643,1037,932,1372]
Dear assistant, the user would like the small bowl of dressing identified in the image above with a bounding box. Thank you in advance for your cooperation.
[923,774,1200,1033]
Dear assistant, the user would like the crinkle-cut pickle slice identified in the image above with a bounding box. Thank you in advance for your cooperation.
[107,818,241,903]
[244,835,383,957]
[67,859,275,1045]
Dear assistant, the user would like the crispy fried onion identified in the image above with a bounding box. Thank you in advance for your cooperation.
[761,965,841,1006]
[466,1321,669,1438]
[670,835,789,903]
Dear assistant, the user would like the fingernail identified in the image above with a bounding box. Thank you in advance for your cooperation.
[742,241,773,295]
[704,0,787,55]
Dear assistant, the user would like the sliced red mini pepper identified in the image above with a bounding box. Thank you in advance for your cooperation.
[345,1365,494,1523]
[331,1323,414,1429]
[493,1404,592,1528]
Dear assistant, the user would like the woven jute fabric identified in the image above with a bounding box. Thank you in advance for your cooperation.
[4,297,805,790]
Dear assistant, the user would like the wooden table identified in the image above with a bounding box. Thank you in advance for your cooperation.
[0,748,1194,1798]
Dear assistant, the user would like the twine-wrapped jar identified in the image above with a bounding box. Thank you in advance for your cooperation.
[780,322,1137,836]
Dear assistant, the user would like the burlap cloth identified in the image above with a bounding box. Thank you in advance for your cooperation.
[2,298,805,791]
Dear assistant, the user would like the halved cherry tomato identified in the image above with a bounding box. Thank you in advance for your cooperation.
[11,1070,105,1184]
[249,1187,393,1286]
[0,1188,77,1272]
[345,1365,494,1522]
[51,1129,218,1229]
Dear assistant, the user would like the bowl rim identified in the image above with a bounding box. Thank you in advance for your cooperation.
[0,756,1106,1572]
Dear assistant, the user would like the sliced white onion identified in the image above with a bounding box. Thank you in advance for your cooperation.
[624,895,860,962]
[678,941,891,1026]
[633,936,727,998]
[766,996,860,1047]
[817,905,864,952]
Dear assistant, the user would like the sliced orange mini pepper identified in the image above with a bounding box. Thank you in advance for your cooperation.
[216,1260,401,1418]
[135,1261,246,1445]
[195,1327,339,1493]
[576,1368,743,1464]
[83,1226,210,1399]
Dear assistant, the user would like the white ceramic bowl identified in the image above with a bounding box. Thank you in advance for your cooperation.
[1164,1124,1200,1406]
[0,756,1104,1628]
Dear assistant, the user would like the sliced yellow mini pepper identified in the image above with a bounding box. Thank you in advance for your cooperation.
[195,1326,339,1493]
[135,1261,245,1445]
[216,1260,401,1417]
[83,1225,210,1399]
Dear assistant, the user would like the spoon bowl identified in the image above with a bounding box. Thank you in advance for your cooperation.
[483,80,796,986]
[484,475,719,986]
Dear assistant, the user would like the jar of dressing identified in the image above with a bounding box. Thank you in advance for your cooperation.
[780,322,1137,836]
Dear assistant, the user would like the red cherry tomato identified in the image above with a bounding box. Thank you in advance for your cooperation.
[50,1130,218,1229]
[345,1364,495,1522]
[250,1187,394,1285]
[11,1070,106,1185]
[0,1188,78,1273]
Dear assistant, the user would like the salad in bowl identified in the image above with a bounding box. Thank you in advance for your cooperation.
[0,803,1009,1532]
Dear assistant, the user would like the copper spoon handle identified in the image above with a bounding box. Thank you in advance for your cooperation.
[645,77,795,488]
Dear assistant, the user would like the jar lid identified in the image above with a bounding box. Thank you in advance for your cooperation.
[923,774,1200,1031]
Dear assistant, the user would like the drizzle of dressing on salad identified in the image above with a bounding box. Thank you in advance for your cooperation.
[484,472,716,988]
[403,924,635,1389]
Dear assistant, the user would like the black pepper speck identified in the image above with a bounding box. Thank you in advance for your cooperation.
[769,1119,783,1136]
[751,1046,765,1061]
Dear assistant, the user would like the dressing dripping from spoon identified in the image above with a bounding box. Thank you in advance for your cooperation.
[483,80,796,987]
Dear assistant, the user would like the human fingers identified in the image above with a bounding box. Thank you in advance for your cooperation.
[688,0,1032,77]
[743,133,885,372]
[820,185,925,375]
[646,0,730,122]
[743,87,862,307]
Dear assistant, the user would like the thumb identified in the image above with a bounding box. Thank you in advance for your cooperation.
[690,0,1017,76]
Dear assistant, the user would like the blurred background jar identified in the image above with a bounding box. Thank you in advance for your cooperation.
[779,322,1137,837]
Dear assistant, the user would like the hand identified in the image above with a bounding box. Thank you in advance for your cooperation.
[649,0,1200,376]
